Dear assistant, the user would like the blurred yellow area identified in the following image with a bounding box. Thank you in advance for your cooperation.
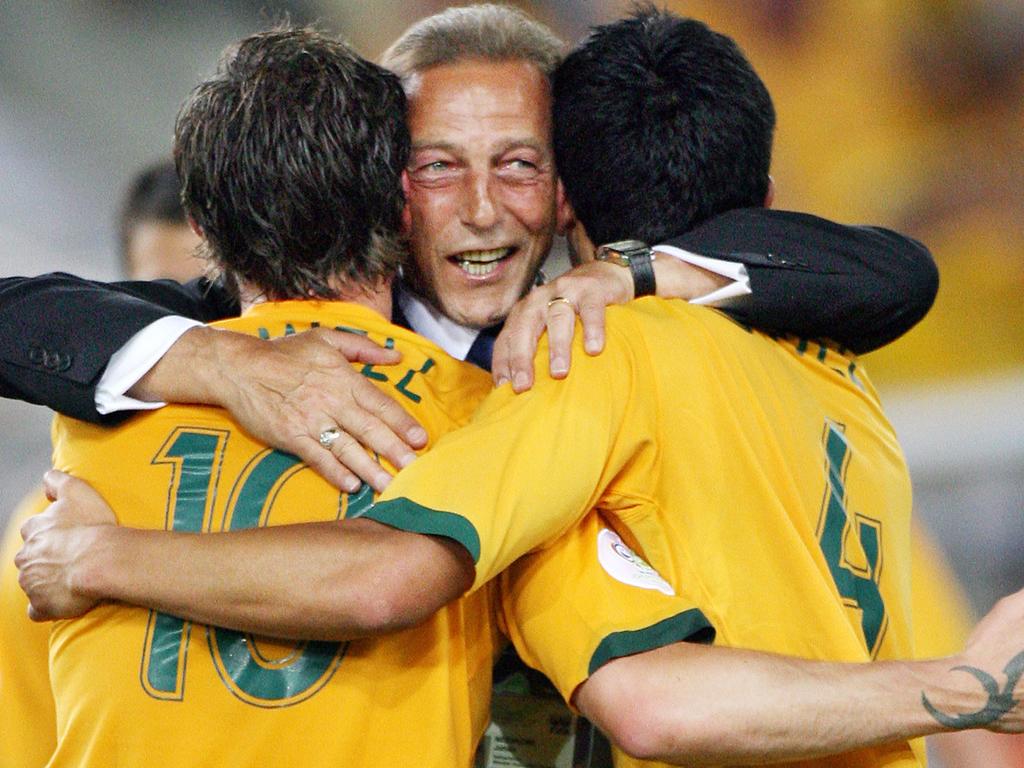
[668,0,1024,384]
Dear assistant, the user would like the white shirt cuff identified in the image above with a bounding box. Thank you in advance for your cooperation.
[653,243,753,306]
[95,316,204,415]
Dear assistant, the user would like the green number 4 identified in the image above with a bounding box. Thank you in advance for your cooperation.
[816,421,888,657]
[140,428,359,707]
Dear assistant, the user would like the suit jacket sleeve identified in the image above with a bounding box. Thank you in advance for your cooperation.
[0,273,238,423]
[668,208,939,354]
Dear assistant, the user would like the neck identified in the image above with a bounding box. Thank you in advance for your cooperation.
[240,278,394,321]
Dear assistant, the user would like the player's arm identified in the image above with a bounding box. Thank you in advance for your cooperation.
[18,333,635,637]
[493,208,937,389]
[16,472,471,640]
[576,589,1024,764]
[505,512,1024,764]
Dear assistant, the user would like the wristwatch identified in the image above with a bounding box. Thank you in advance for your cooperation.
[594,239,656,297]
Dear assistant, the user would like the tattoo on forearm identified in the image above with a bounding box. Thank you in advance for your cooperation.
[922,651,1024,729]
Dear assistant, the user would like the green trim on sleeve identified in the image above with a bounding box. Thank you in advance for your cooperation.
[587,609,716,676]
[360,497,481,563]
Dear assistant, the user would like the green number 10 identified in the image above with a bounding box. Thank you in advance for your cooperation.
[816,421,888,657]
[140,428,358,707]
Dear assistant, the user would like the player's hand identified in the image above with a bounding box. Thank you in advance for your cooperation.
[15,471,115,621]
[926,586,1024,734]
[492,261,633,392]
[159,326,428,492]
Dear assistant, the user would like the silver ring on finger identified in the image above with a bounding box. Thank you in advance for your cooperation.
[318,427,342,449]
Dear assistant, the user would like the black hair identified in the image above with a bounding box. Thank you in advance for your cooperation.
[174,25,409,300]
[553,6,775,244]
[118,159,188,271]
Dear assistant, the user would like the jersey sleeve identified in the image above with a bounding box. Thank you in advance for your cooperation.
[364,320,646,592]
[499,512,714,707]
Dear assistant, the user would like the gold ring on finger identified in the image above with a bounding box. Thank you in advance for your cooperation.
[546,296,575,311]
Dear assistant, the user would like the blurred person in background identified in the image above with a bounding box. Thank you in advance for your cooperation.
[117,160,204,282]
[0,158,203,768]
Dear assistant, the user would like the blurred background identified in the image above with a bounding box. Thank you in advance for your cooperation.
[1,0,1021,684]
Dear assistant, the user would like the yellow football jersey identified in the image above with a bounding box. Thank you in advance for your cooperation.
[500,511,711,707]
[46,300,701,768]
[371,299,923,768]
[0,490,56,768]
[47,302,498,768]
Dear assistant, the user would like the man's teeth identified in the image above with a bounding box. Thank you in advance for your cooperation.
[456,248,512,277]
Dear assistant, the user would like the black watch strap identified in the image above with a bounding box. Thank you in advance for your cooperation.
[629,249,656,297]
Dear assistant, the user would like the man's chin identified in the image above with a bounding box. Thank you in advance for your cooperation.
[444,296,516,330]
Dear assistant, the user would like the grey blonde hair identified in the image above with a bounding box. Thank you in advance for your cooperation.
[381,3,565,86]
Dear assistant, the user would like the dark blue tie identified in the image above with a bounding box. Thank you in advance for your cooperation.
[465,324,501,372]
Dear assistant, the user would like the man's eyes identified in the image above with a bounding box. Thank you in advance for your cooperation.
[500,158,541,178]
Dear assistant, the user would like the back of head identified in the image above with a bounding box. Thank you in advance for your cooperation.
[118,160,186,254]
[118,160,199,279]
[553,7,775,245]
[381,3,564,85]
[174,26,409,300]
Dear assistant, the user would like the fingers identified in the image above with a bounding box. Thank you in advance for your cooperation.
[313,328,402,365]
[494,299,546,392]
[545,297,577,379]
[577,294,607,356]
[292,374,425,492]
[43,469,72,502]
[19,512,47,543]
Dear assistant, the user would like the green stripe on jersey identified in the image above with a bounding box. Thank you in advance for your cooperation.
[588,609,715,676]
[360,497,482,563]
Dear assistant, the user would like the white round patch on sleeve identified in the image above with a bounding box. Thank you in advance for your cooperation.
[597,528,675,596]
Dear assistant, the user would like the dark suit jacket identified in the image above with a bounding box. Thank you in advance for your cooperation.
[0,208,936,423]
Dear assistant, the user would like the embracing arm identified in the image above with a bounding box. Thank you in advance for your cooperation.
[16,473,470,640]
[494,208,937,389]
[0,273,425,489]
[578,589,1024,765]
[0,274,235,422]
[671,208,939,354]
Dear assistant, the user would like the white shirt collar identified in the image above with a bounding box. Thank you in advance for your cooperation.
[395,284,479,361]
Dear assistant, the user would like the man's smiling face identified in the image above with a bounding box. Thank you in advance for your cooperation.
[401,58,560,329]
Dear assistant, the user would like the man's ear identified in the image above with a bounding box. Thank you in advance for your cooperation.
[400,170,413,236]
[188,216,203,239]
[764,176,775,209]
[555,179,576,235]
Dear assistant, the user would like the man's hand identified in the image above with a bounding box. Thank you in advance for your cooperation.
[492,261,633,392]
[492,256,729,393]
[924,586,1024,734]
[15,471,115,621]
[132,326,428,492]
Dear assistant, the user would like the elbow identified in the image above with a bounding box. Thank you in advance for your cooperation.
[884,237,940,346]
[324,570,433,638]
[350,580,435,636]
[580,670,722,764]
[593,691,696,762]
[901,240,939,327]
[598,703,667,762]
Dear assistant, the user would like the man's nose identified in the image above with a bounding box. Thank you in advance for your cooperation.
[460,171,499,230]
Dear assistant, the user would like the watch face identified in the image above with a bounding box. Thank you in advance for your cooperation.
[596,239,651,265]
[601,239,648,252]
